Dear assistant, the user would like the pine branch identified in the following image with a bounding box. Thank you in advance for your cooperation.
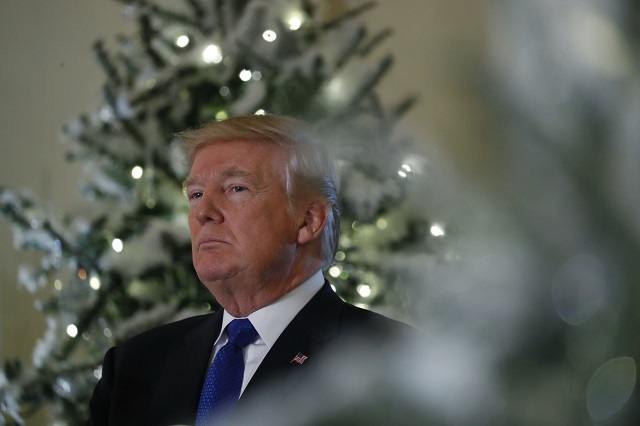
[138,12,167,69]
[93,40,122,87]
[0,187,33,230]
[102,86,147,150]
[390,95,418,120]
[348,54,393,109]
[359,28,393,56]
[185,0,207,27]
[334,25,366,70]
[322,1,377,31]
[235,41,279,72]
[133,65,201,106]
[113,0,199,28]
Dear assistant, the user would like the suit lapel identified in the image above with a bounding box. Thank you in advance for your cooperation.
[149,311,223,425]
[239,282,344,405]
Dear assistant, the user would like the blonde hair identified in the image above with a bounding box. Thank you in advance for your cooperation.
[177,115,340,268]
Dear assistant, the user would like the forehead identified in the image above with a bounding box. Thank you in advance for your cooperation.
[188,139,287,178]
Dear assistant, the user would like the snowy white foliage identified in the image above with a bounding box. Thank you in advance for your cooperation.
[32,317,58,369]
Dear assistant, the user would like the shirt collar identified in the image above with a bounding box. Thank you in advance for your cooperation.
[217,270,325,348]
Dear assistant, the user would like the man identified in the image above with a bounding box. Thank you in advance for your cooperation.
[87,115,412,425]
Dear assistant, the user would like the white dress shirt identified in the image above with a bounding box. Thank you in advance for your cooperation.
[209,270,325,395]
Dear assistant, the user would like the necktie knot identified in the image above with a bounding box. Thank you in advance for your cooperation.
[226,318,257,349]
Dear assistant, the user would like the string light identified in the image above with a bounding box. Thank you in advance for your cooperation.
[175,35,189,48]
[252,71,262,81]
[328,265,342,278]
[215,110,228,121]
[219,86,230,97]
[255,109,266,115]
[239,69,252,81]
[286,12,304,30]
[357,284,372,298]
[202,44,223,64]
[112,238,124,253]
[376,218,388,230]
[430,223,446,237]
[398,163,413,178]
[262,30,277,42]
[131,166,143,179]
[335,251,346,261]
[66,324,78,338]
[89,276,101,290]
[54,279,63,290]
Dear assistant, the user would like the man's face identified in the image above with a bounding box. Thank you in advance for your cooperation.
[185,140,299,291]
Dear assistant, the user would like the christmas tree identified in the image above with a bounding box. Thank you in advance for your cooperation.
[0,1,436,424]
[3,0,640,425]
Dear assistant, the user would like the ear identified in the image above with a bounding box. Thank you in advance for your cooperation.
[297,201,329,245]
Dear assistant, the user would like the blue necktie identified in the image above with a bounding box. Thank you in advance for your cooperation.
[195,319,258,425]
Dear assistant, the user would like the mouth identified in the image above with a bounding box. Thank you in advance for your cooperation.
[197,237,227,249]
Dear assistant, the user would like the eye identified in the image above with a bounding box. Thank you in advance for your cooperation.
[230,186,246,193]
[188,191,203,200]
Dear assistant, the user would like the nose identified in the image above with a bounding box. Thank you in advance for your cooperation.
[192,189,224,225]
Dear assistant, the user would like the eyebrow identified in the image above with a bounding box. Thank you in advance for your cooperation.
[182,166,252,189]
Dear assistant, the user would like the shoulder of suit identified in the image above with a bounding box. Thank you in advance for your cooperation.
[340,302,418,338]
[115,312,215,350]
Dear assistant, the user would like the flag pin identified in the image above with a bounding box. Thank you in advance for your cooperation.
[291,352,308,365]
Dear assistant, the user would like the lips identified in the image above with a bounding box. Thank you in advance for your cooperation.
[197,236,227,249]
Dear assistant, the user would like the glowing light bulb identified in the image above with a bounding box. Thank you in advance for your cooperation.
[357,284,372,298]
[89,276,101,290]
[131,166,143,179]
[202,44,222,64]
[430,224,445,237]
[263,30,277,42]
[67,324,78,338]
[112,238,124,253]
[289,17,302,30]
[288,15,303,30]
[239,69,252,81]
[255,109,266,115]
[328,266,341,278]
[175,35,189,48]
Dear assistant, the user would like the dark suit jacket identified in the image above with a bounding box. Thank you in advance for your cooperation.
[87,281,412,425]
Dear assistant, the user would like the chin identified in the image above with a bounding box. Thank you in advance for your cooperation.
[195,262,236,284]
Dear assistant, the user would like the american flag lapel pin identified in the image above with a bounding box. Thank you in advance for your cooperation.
[291,352,308,365]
